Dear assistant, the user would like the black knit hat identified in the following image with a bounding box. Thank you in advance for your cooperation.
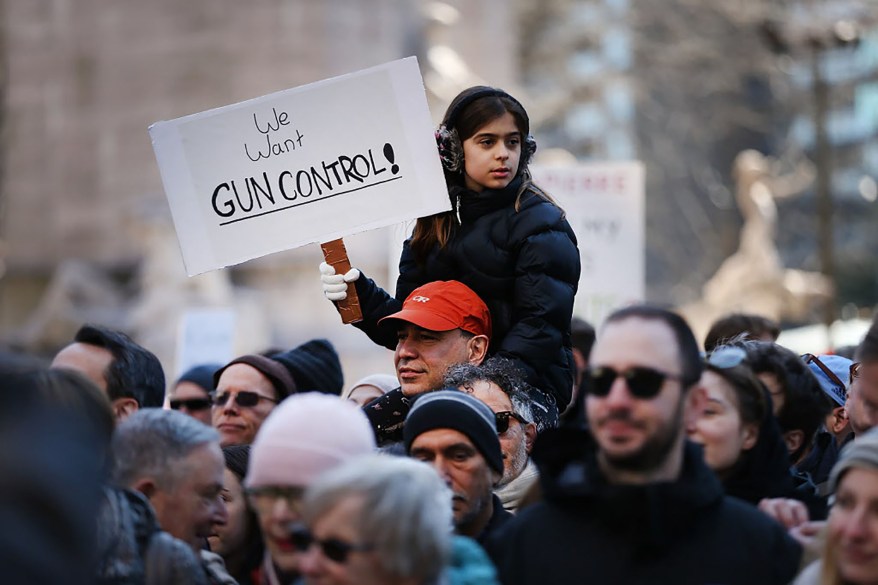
[175,363,222,394]
[222,444,251,482]
[271,339,343,395]
[403,390,503,475]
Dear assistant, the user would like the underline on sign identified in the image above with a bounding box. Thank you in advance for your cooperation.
[218,175,404,226]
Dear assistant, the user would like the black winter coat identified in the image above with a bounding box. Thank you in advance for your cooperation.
[486,428,802,585]
[353,178,580,407]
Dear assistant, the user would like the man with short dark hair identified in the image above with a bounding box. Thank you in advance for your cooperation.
[488,305,801,584]
[52,324,165,421]
[405,390,511,545]
[445,357,539,512]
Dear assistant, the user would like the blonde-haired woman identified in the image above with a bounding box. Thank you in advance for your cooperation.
[795,428,878,585]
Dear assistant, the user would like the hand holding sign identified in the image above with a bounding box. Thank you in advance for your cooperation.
[149,57,448,279]
[318,246,361,323]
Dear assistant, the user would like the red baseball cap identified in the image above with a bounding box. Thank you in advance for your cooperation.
[378,280,492,338]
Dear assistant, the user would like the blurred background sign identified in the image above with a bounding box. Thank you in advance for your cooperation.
[175,308,235,377]
[531,162,645,326]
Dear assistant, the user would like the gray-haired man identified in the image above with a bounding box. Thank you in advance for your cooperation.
[445,357,539,512]
[110,408,228,553]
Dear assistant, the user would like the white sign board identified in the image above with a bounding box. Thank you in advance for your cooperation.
[175,308,236,377]
[149,57,449,275]
[530,162,645,326]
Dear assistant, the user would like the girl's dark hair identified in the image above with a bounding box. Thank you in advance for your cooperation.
[704,360,767,429]
[410,87,559,262]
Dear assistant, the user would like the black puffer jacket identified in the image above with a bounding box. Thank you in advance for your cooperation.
[486,428,802,585]
[353,178,580,407]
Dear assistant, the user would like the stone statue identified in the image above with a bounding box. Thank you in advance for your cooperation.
[680,149,832,343]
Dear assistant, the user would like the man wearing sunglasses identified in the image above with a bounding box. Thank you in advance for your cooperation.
[212,354,296,447]
[445,357,539,513]
[212,339,343,447]
[169,363,221,426]
[488,305,801,585]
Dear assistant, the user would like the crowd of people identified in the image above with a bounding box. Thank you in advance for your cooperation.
[4,85,878,585]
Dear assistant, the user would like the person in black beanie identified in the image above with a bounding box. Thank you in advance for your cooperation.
[270,338,344,395]
[404,389,511,545]
[170,363,221,425]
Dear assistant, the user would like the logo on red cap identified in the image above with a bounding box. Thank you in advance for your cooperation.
[378,281,492,338]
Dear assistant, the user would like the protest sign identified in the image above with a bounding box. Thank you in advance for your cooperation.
[530,162,645,325]
[149,57,449,276]
[174,308,236,377]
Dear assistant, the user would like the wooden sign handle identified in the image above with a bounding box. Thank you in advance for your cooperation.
[321,238,363,324]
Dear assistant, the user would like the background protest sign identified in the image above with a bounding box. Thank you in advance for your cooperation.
[150,57,449,276]
[174,308,235,377]
[531,162,645,326]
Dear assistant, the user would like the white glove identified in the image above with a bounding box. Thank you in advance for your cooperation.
[319,262,360,301]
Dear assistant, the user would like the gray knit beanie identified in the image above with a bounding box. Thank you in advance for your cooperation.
[829,427,878,492]
[403,389,503,475]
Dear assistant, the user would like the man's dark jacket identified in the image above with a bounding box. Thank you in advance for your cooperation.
[350,178,580,407]
[486,427,802,585]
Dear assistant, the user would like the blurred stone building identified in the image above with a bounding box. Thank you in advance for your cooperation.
[0,0,516,382]
[3,0,877,383]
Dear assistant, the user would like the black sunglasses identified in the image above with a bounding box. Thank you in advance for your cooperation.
[288,524,374,564]
[210,390,278,408]
[169,397,212,411]
[585,366,683,399]
[495,411,529,434]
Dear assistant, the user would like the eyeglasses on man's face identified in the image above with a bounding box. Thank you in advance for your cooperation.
[210,390,278,408]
